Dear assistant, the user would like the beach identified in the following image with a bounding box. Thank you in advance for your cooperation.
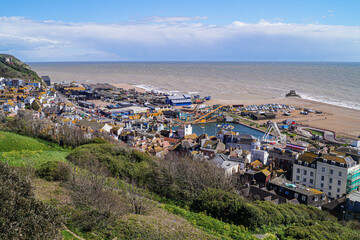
[208,97,360,139]
[106,83,360,139]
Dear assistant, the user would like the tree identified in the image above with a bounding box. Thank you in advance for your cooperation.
[31,99,41,111]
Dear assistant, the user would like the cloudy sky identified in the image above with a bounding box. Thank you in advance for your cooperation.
[1,0,359,62]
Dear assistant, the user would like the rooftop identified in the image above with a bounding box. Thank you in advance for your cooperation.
[347,191,360,202]
[270,177,324,196]
[321,154,355,166]
[297,152,318,164]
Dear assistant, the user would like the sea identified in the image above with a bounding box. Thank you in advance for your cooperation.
[29,62,360,110]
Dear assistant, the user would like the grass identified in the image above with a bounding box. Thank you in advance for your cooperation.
[0,131,57,152]
[61,230,81,240]
[1,150,70,169]
[32,178,71,206]
[162,204,257,240]
[309,129,324,137]
[0,131,70,169]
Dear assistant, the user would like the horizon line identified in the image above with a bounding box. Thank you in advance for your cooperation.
[27,60,360,64]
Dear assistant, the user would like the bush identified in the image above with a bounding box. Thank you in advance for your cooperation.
[67,144,156,186]
[191,188,245,224]
[84,137,108,145]
[0,162,62,239]
[37,160,71,181]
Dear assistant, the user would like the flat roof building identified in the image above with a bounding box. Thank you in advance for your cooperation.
[166,95,192,106]
[268,176,327,206]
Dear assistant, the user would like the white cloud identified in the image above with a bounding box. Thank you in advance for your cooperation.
[143,16,208,23]
[0,16,359,61]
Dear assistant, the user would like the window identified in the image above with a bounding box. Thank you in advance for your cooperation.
[328,192,332,196]
[338,180,341,186]
[313,197,318,201]
[303,177,307,182]
[337,188,340,193]
[310,179,314,184]
[339,171,342,177]
[329,178,333,184]
[337,195,340,198]
[311,164,315,168]
[298,161,302,164]
[302,196,306,201]
[303,170,307,175]
[340,163,344,167]
[321,176,325,181]
[296,175,300,181]
[330,169,333,174]
[294,193,299,198]
[297,168,300,173]
[331,161,335,165]
[321,183,324,188]
[322,167,325,173]
[310,171,314,177]
[329,186,332,190]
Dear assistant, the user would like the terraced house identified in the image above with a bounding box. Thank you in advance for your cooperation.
[293,151,360,199]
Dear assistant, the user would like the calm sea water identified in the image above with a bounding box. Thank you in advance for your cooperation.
[29,62,360,110]
[192,122,265,139]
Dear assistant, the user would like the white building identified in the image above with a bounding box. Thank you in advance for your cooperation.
[315,154,357,199]
[24,97,35,105]
[292,152,318,188]
[350,141,360,148]
[177,124,192,138]
[226,134,261,151]
[293,152,359,199]
[251,149,269,165]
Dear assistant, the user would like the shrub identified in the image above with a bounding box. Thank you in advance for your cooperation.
[191,188,244,224]
[37,160,71,181]
[84,137,108,145]
[0,162,62,239]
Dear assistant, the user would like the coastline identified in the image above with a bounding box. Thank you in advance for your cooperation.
[108,82,360,139]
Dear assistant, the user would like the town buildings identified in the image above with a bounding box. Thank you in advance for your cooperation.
[293,152,360,199]
[4,78,360,210]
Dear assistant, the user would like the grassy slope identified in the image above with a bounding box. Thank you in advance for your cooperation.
[0,54,41,82]
[5,132,359,240]
[1,132,233,239]
[33,178,224,240]
[0,131,69,168]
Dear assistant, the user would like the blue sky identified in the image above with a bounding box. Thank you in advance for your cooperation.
[0,0,359,61]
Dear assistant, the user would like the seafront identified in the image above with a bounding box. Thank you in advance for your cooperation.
[110,82,360,139]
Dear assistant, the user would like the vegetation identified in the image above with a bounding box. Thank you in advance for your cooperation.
[1,111,114,148]
[0,131,55,152]
[37,160,72,181]
[0,131,70,169]
[2,131,360,239]
[0,54,42,82]
[309,129,324,137]
[0,162,62,239]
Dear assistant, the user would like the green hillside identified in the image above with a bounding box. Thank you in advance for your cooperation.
[0,131,54,152]
[0,131,69,168]
[1,132,360,239]
[0,54,42,82]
